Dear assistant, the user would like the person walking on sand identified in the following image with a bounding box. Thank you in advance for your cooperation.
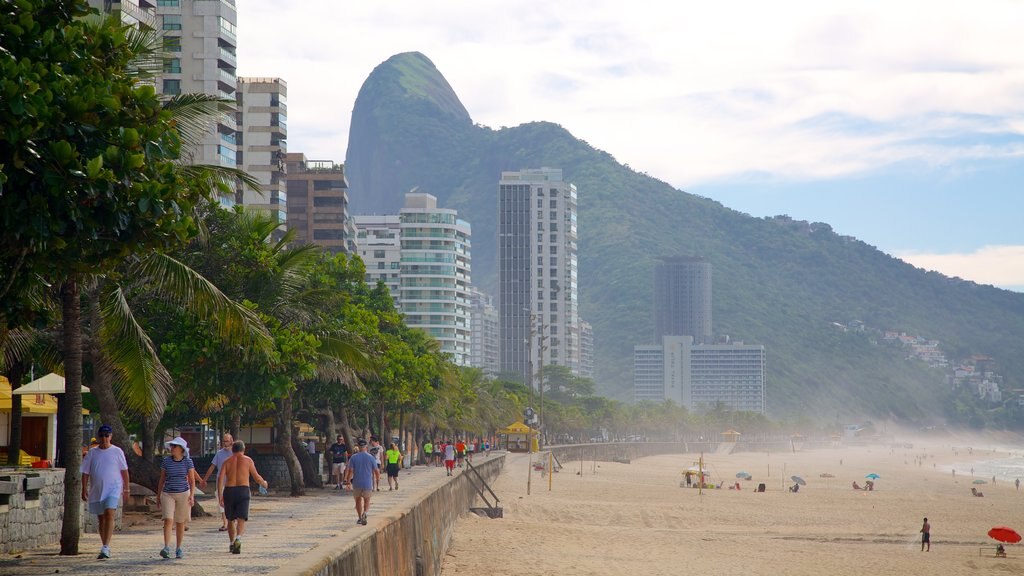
[157,437,195,559]
[217,440,269,554]
[200,433,234,531]
[920,518,931,552]
[444,439,457,476]
[345,439,379,525]
[385,442,402,490]
[81,424,130,560]
[1016,478,1020,491]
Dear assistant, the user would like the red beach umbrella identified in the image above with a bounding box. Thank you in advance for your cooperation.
[988,527,1022,544]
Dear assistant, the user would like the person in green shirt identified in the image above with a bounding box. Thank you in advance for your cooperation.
[423,440,433,466]
[385,443,402,490]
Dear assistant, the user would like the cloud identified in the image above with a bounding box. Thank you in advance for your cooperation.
[236,0,1024,186]
[895,245,1024,292]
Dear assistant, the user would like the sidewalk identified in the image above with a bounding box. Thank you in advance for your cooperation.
[0,458,488,576]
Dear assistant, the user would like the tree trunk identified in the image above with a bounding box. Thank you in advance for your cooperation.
[275,395,304,496]
[6,361,25,465]
[141,414,158,463]
[292,437,322,489]
[322,404,336,440]
[337,405,354,449]
[230,409,241,440]
[59,279,83,556]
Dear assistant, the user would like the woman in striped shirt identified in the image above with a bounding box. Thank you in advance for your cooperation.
[156,436,195,559]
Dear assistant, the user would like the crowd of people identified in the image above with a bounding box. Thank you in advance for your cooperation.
[80,426,492,560]
[80,427,268,561]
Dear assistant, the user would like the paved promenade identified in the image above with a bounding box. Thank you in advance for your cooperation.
[0,456,497,576]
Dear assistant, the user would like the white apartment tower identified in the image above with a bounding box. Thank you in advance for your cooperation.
[156,0,239,202]
[469,288,500,375]
[237,77,287,229]
[498,168,581,384]
[355,193,473,365]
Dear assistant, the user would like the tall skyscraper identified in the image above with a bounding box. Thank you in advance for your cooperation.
[285,153,356,254]
[355,193,473,365]
[579,320,594,379]
[89,1,241,206]
[155,0,239,175]
[237,77,287,232]
[469,288,500,375]
[498,168,580,384]
[653,256,712,343]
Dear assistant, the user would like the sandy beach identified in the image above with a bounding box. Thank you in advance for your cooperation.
[442,442,1023,576]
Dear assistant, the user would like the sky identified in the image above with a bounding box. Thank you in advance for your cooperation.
[236,0,1024,291]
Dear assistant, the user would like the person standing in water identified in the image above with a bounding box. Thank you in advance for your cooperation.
[920,518,931,552]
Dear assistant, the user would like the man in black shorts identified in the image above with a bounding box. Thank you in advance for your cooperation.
[218,441,269,554]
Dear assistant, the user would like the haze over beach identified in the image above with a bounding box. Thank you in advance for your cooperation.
[443,438,1024,576]
[237,0,1024,291]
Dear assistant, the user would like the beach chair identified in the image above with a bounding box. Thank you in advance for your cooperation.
[756,483,766,492]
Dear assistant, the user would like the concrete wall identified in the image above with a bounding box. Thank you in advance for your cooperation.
[269,455,505,576]
[0,468,64,554]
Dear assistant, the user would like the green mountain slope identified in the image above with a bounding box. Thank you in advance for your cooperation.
[345,52,1024,422]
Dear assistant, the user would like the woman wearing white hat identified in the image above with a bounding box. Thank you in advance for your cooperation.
[156,436,195,559]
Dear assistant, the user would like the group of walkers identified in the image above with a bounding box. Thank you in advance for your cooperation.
[80,427,268,561]
[422,438,490,476]
[81,426,492,560]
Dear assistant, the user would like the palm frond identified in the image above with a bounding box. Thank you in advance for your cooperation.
[317,332,372,371]
[133,253,274,358]
[162,93,235,155]
[122,20,161,80]
[98,283,172,414]
[177,164,263,199]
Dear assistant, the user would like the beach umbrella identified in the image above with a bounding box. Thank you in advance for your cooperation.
[736,471,751,479]
[988,527,1021,544]
[865,473,881,480]
[791,475,806,486]
[973,479,988,485]
[686,466,709,474]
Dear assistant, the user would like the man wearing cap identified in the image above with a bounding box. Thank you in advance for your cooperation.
[344,439,379,525]
[81,424,129,559]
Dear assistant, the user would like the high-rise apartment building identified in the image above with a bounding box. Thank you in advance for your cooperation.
[89,1,240,207]
[498,168,580,384]
[354,194,472,365]
[633,335,765,413]
[285,153,356,254]
[469,288,500,375]
[653,256,712,343]
[579,320,594,379]
[237,77,287,230]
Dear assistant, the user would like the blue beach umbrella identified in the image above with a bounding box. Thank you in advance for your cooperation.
[736,471,752,479]
[865,473,881,480]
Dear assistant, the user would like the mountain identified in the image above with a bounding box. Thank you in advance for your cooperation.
[345,52,1024,424]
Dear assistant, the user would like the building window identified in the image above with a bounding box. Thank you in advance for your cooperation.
[313,230,345,240]
[550,268,557,277]
[163,58,181,73]
[537,233,543,243]
[536,222,543,231]
[550,257,557,266]
[550,326,558,335]
[550,200,558,208]
[537,256,543,265]
[157,0,179,5]
[550,246,557,254]
[373,250,385,258]
[550,233,557,242]
[162,15,182,30]
[162,79,181,95]
[537,291,543,301]
[550,314,557,323]
[550,222,558,232]
[377,262,385,269]
[537,279,543,287]
[537,198,543,207]
[390,262,400,269]
[312,196,346,207]
[550,290,558,299]
[550,211,557,219]
[163,36,181,52]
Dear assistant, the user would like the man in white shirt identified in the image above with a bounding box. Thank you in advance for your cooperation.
[80,424,130,560]
[200,433,234,531]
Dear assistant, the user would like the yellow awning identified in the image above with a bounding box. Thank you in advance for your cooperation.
[497,421,537,435]
[0,376,59,414]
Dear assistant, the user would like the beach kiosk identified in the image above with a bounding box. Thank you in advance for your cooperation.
[1,375,63,465]
[498,421,538,452]
[720,429,741,443]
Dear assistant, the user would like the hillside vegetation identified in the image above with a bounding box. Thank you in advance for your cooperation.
[345,52,1024,424]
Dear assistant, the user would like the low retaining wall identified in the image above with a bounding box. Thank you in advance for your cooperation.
[270,455,505,576]
[0,468,65,554]
[549,440,840,464]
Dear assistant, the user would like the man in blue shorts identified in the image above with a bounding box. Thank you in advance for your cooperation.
[344,439,380,525]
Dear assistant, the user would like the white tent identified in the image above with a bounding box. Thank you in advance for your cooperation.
[11,372,90,395]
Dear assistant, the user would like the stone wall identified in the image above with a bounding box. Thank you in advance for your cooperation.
[0,468,65,554]
[268,455,505,576]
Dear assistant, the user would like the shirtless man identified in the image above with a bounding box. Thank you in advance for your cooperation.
[217,441,269,554]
